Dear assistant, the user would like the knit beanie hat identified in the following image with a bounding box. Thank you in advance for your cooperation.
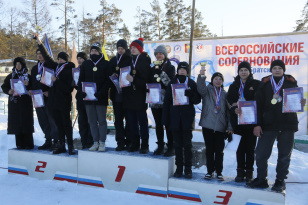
[238,61,251,74]
[177,62,189,74]
[13,57,26,68]
[117,39,128,50]
[90,42,102,54]
[130,38,144,53]
[211,72,224,83]
[77,52,88,61]
[154,45,168,59]
[57,52,69,62]
[270,60,285,72]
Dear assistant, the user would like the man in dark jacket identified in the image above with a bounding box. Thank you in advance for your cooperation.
[34,33,76,155]
[31,49,58,150]
[75,52,93,149]
[109,39,131,151]
[247,60,306,192]
[162,62,201,179]
[227,61,260,182]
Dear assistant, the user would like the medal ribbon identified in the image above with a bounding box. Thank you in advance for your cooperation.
[90,55,104,67]
[161,61,168,70]
[117,54,123,66]
[270,75,284,95]
[177,76,188,86]
[214,87,222,106]
[238,79,245,100]
[56,63,68,77]
[38,62,45,75]
[132,55,140,69]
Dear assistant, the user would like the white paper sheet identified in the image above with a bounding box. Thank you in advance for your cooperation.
[14,83,25,94]
[287,93,301,111]
[44,72,52,86]
[175,89,187,104]
[74,72,80,85]
[85,86,95,100]
[34,94,44,107]
[241,106,255,123]
[149,88,160,103]
[121,73,129,85]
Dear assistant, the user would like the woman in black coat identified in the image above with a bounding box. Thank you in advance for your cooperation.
[227,61,260,182]
[109,39,132,151]
[150,45,175,156]
[1,57,34,149]
[122,38,151,154]
[162,62,201,179]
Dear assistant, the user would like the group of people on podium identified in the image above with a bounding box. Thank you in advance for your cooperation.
[2,33,306,193]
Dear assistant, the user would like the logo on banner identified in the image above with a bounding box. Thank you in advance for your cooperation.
[185,44,190,53]
[166,45,172,53]
[196,43,204,52]
[174,45,181,53]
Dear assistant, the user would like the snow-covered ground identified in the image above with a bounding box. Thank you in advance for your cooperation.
[0,94,307,205]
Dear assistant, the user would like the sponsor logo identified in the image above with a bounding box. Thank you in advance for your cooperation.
[196,43,204,52]
[174,45,181,53]
[166,45,172,53]
[185,44,190,53]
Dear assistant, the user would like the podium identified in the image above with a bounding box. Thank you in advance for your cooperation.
[8,147,78,183]
[78,148,175,197]
[168,172,285,205]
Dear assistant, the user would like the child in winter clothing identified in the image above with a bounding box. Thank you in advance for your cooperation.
[197,70,232,181]
[1,57,34,149]
[109,39,132,151]
[163,62,201,178]
[247,60,306,192]
[227,61,260,182]
[122,38,151,154]
[150,45,175,156]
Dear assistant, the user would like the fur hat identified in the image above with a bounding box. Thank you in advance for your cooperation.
[13,57,26,69]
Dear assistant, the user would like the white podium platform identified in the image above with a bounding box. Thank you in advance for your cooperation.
[8,147,78,183]
[78,148,175,198]
[168,172,285,205]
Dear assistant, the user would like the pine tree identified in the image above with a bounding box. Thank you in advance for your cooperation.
[133,7,152,41]
[119,23,131,42]
[295,1,308,31]
[149,0,164,40]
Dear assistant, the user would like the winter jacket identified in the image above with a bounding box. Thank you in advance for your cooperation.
[77,54,110,106]
[149,59,175,108]
[162,75,201,130]
[38,44,75,111]
[1,73,34,134]
[256,74,299,132]
[109,51,132,103]
[122,52,151,111]
[227,75,260,132]
[197,75,232,133]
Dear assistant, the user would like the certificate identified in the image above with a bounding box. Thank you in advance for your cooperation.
[238,101,257,125]
[119,66,131,88]
[82,82,97,101]
[109,73,122,93]
[40,67,54,87]
[31,90,45,108]
[72,67,80,86]
[146,83,162,104]
[10,79,27,96]
[171,83,189,106]
[283,87,304,113]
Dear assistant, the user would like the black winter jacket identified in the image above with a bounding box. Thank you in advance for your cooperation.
[122,52,151,111]
[1,73,34,134]
[227,75,260,132]
[162,75,201,130]
[256,74,299,132]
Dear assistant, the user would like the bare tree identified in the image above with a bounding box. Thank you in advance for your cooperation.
[8,7,19,60]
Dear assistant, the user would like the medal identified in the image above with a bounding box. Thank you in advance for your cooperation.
[116,54,123,71]
[277,96,282,103]
[154,74,159,78]
[90,55,104,72]
[238,79,246,101]
[214,87,222,113]
[36,74,41,81]
[55,63,68,77]
[271,98,277,105]
[116,66,119,71]
[156,77,161,82]
[132,55,140,72]
[216,105,221,111]
[132,70,136,75]
[273,94,279,99]
[214,107,219,114]
[93,67,97,71]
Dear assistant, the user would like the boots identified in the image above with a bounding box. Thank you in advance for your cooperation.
[235,168,246,182]
[246,178,269,188]
[49,140,58,151]
[271,178,286,192]
[173,166,183,178]
[53,142,66,154]
[164,143,175,157]
[245,170,253,183]
[98,141,106,152]
[89,142,99,151]
[153,142,165,155]
[68,145,76,155]
[38,139,52,150]
[128,139,140,152]
[184,166,192,179]
[139,139,149,154]
[115,142,125,151]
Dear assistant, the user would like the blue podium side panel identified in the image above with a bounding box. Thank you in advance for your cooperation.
[168,173,285,205]
[77,148,175,198]
[8,148,78,183]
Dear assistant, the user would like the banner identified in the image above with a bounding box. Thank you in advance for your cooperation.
[144,32,308,135]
